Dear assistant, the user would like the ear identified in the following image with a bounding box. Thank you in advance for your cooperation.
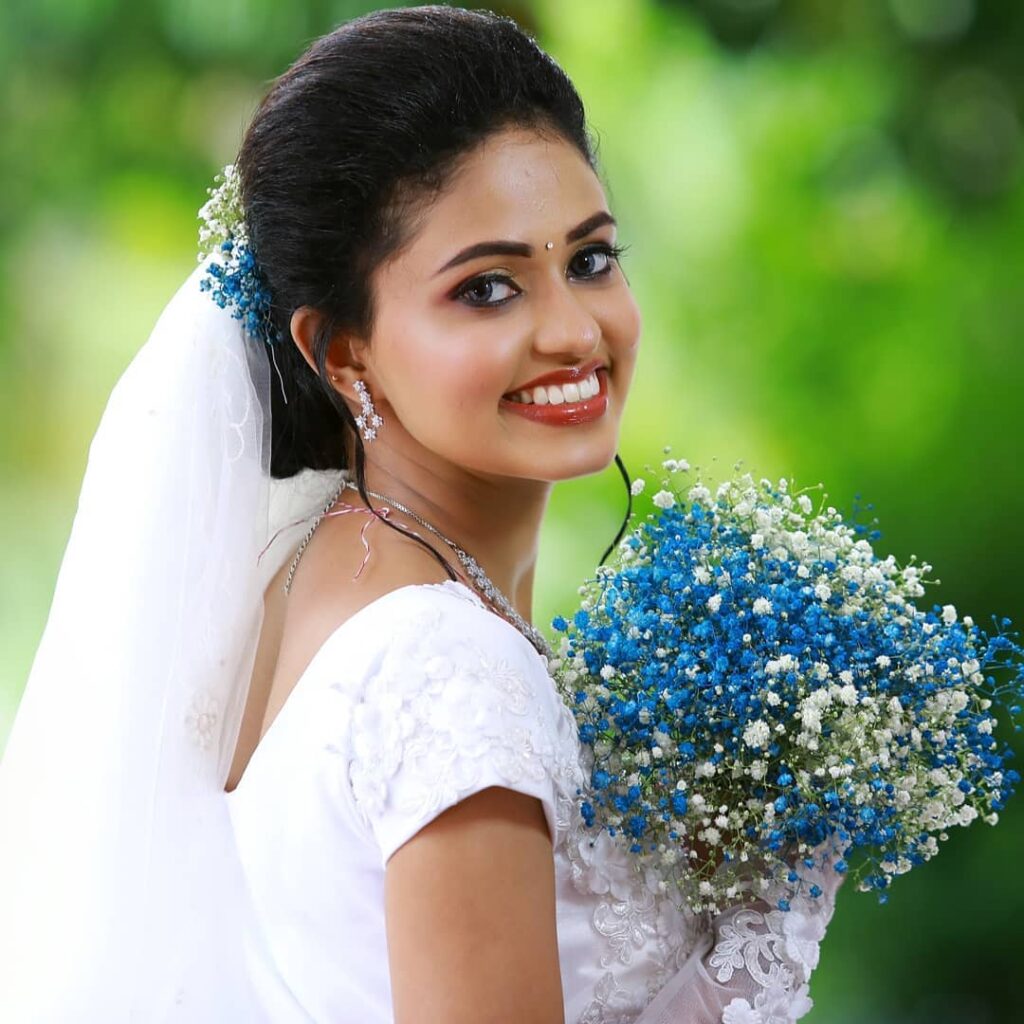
[289,306,371,402]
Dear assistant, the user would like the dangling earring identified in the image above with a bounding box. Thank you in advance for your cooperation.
[353,378,383,442]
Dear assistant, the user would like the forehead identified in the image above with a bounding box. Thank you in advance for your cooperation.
[399,127,607,266]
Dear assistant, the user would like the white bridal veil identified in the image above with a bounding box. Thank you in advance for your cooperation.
[0,255,343,1021]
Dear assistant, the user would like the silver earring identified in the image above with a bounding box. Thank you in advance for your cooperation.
[353,378,383,442]
[545,241,555,250]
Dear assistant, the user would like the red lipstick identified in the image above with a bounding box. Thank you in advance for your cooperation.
[499,366,610,426]
[507,358,606,393]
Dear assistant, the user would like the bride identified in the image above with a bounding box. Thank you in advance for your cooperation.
[0,6,842,1022]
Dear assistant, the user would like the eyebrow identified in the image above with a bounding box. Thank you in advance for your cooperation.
[433,210,617,276]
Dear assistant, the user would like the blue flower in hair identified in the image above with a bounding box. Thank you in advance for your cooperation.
[196,163,279,346]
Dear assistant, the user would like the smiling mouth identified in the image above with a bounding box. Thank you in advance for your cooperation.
[503,369,601,406]
[499,367,609,426]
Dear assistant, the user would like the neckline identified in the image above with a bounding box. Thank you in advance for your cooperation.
[224,579,484,799]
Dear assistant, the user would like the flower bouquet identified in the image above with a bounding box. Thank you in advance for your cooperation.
[549,453,1024,916]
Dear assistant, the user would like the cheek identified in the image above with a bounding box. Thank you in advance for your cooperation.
[393,336,512,423]
[612,290,642,357]
[600,291,642,414]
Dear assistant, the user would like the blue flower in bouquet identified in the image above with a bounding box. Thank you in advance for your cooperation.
[550,453,1024,915]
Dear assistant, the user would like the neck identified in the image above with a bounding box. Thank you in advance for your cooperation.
[356,450,552,626]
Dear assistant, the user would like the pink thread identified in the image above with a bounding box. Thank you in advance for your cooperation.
[257,497,467,586]
[256,499,386,573]
[256,512,315,566]
[334,503,388,579]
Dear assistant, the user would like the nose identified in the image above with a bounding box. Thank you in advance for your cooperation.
[531,280,602,360]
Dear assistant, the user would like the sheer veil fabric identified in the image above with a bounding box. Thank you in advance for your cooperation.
[0,258,344,1021]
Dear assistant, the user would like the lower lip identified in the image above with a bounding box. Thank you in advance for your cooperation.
[499,368,610,426]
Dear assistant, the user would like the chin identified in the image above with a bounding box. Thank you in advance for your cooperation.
[522,438,621,483]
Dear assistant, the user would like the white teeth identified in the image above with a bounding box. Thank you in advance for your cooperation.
[513,370,601,406]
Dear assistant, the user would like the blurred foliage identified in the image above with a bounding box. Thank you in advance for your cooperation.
[1,0,1021,1020]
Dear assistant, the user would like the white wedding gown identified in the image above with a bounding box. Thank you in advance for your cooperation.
[226,579,843,1023]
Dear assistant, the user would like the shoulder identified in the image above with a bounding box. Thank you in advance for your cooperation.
[332,583,584,862]
[349,578,562,729]
[273,497,454,689]
[283,493,451,634]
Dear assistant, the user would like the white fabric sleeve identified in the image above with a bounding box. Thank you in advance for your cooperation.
[634,844,846,1024]
[339,585,574,867]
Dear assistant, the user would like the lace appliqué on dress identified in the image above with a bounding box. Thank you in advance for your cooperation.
[709,907,812,1024]
[559,747,840,1023]
[558,749,711,1023]
[708,851,841,1024]
[334,581,583,856]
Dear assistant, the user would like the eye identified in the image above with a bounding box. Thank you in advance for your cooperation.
[568,242,628,280]
[452,241,626,309]
[453,272,521,308]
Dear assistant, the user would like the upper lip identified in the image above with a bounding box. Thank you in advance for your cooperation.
[505,358,606,395]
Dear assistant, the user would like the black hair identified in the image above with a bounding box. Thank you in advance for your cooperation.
[235,5,630,576]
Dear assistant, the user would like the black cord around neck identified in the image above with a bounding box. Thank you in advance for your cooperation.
[599,452,633,567]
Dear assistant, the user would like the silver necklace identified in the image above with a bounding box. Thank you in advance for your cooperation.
[283,476,553,661]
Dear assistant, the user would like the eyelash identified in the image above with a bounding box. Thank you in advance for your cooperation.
[452,241,630,309]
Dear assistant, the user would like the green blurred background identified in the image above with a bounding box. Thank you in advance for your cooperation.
[2,0,1021,1019]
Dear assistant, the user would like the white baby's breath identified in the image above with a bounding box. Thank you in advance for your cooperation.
[550,452,1023,917]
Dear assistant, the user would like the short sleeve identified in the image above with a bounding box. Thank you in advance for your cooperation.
[337,583,577,867]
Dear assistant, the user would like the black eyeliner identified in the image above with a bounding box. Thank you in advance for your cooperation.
[452,239,629,308]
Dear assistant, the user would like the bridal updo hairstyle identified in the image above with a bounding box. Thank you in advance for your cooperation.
[235,5,629,570]
[236,5,595,476]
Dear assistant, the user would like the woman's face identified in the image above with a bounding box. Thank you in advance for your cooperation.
[355,125,641,484]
